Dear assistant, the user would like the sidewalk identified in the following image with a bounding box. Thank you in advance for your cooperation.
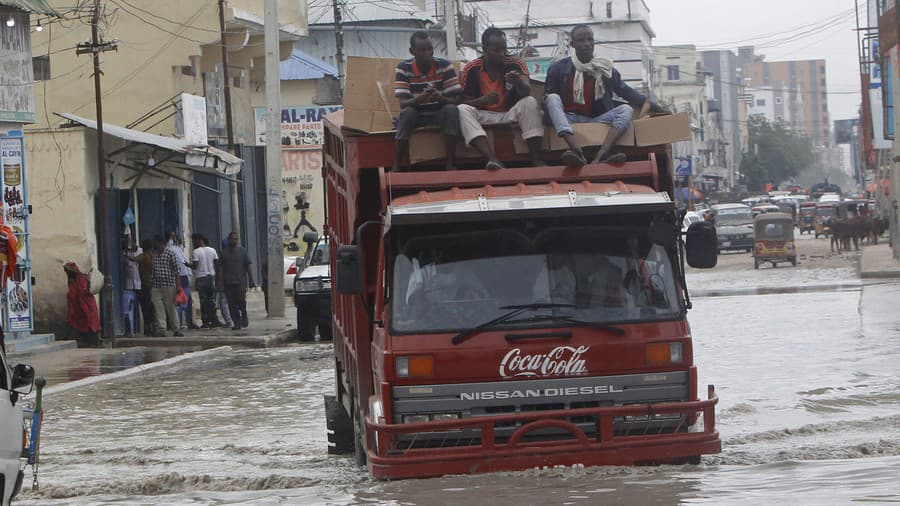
[860,242,900,279]
[9,291,301,388]
[114,289,297,348]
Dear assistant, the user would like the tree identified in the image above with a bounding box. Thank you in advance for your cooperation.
[740,116,815,191]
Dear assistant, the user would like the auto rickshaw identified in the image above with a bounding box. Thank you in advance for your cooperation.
[754,212,796,269]
[814,202,837,238]
[799,202,816,234]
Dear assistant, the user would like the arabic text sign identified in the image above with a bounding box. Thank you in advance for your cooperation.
[255,105,343,147]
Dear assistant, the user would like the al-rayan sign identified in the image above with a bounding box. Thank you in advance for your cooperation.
[254,105,343,148]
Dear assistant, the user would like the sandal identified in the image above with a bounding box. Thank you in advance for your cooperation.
[485,160,505,170]
[561,149,587,168]
[598,152,627,165]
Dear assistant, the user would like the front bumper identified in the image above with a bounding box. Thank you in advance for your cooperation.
[365,386,720,479]
[718,237,752,251]
[294,291,332,319]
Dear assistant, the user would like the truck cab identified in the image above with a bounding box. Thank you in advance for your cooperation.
[320,108,720,479]
[0,346,36,505]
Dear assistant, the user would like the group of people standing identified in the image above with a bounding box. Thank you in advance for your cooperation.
[123,231,255,337]
[391,25,666,172]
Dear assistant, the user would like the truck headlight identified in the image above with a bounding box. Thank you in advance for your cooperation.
[298,279,322,292]
[646,342,683,364]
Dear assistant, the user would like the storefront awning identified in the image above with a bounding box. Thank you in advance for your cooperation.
[55,112,242,176]
[0,0,60,15]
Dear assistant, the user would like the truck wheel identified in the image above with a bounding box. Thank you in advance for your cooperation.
[324,395,354,455]
[297,312,315,341]
[353,407,367,467]
[317,319,333,341]
[754,258,760,269]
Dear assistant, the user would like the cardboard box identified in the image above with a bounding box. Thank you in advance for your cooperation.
[633,112,692,146]
[409,129,493,164]
[343,57,402,133]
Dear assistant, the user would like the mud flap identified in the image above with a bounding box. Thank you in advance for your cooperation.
[325,395,354,455]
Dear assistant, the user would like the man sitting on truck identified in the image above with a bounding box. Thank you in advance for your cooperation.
[544,25,667,167]
[458,27,545,169]
[393,31,463,172]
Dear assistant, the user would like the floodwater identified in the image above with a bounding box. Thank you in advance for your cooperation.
[16,265,900,505]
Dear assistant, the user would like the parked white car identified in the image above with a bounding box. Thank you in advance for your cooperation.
[283,256,299,294]
[0,347,36,505]
[682,211,703,233]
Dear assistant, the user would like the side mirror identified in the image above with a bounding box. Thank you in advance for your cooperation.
[302,231,318,245]
[335,245,363,295]
[648,222,678,249]
[11,364,34,395]
[686,221,718,268]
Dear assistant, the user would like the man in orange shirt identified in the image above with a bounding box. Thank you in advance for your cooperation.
[458,27,545,169]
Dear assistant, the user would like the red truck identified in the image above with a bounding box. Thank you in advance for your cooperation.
[320,110,721,479]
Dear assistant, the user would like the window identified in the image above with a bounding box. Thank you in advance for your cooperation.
[775,97,783,105]
[32,56,50,81]
[667,65,680,80]
[756,99,766,107]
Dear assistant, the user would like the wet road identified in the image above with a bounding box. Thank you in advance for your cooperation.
[17,258,900,505]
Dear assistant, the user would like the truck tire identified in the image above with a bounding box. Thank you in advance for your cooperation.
[325,395,354,454]
[754,258,760,269]
[297,312,315,341]
[317,319,333,341]
[353,406,367,467]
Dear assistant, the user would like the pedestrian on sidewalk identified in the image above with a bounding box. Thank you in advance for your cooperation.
[151,235,182,337]
[191,234,219,329]
[215,238,233,328]
[134,239,156,335]
[64,261,101,347]
[167,231,197,329]
[121,240,142,336]
[219,231,254,330]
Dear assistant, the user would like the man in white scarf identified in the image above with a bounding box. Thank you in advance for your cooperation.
[544,25,666,166]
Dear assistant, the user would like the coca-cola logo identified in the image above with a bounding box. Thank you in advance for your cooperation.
[499,346,590,378]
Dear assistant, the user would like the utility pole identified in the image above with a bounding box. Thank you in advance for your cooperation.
[443,0,457,59]
[264,0,284,317]
[77,0,118,345]
[218,0,242,240]
[332,0,345,88]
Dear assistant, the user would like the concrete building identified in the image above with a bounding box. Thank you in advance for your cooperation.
[874,0,898,257]
[701,49,746,190]
[26,1,307,337]
[741,50,831,151]
[744,85,794,125]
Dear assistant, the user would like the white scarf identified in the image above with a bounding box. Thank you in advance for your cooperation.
[571,52,613,105]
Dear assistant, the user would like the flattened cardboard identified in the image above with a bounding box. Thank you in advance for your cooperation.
[409,130,493,164]
[343,57,402,133]
[633,112,692,146]
[547,122,636,151]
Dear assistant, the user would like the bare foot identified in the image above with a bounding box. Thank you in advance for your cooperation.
[596,153,627,165]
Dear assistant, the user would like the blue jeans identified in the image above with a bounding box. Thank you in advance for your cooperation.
[544,93,634,137]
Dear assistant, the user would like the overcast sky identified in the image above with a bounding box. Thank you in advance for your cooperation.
[648,0,864,122]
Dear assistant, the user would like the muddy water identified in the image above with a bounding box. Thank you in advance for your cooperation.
[16,271,900,505]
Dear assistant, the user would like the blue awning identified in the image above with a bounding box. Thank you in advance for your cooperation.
[280,49,338,81]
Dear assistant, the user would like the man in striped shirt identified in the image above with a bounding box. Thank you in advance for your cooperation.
[393,31,462,172]
[458,27,545,169]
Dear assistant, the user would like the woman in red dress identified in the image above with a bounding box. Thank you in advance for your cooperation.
[64,262,101,347]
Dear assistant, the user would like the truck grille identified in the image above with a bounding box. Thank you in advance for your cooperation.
[391,372,691,447]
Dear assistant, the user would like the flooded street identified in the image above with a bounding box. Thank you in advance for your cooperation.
[17,244,900,505]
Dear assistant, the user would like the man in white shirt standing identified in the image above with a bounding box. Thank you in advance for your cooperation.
[191,234,219,329]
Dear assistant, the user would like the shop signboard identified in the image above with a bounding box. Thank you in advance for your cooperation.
[254,105,343,147]
[0,135,31,331]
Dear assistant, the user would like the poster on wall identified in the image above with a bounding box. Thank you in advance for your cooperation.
[254,105,343,147]
[281,150,325,255]
[0,135,31,332]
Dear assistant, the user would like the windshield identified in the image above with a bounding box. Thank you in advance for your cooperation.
[715,208,753,226]
[816,207,835,217]
[756,221,792,239]
[309,238,330,266]
[389,219,683,334]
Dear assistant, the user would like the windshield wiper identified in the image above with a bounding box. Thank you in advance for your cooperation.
[520,314,626,336]
[450,303,576,345]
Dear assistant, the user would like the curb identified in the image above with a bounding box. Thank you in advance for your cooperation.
[691,282,862,298]
[41,346,235,397]
[112,327,297,349]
